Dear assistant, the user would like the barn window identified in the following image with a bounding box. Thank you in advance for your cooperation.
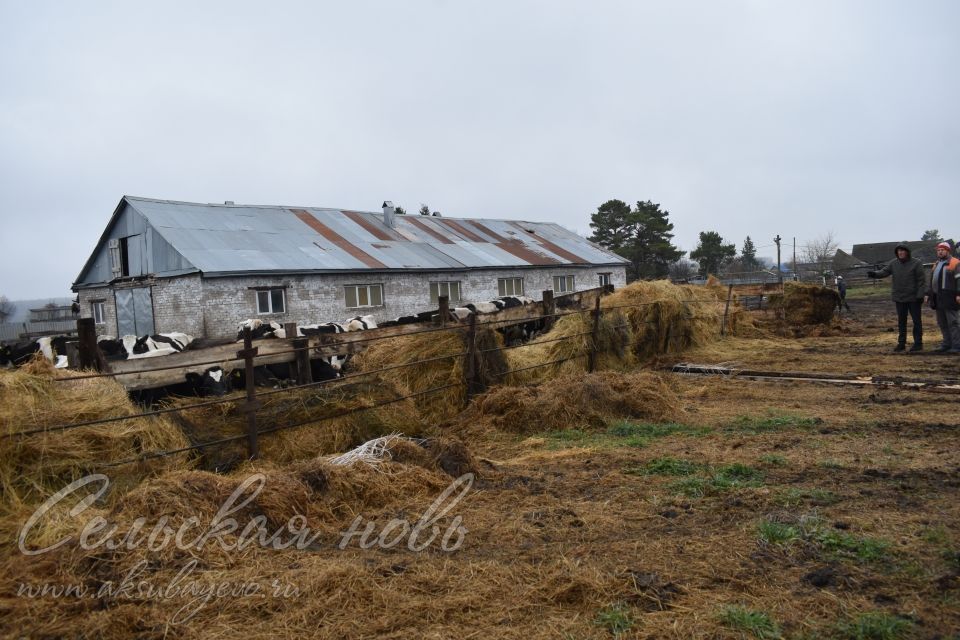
[497,277,524,297]
[553,275,575,293]
[345,284,384,309]
[429,281,461,304]
[598,273,611,287]
[91,301,106,325]
[256,288,285,314]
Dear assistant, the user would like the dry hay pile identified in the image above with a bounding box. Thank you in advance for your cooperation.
[504,309,632,384]
[6,435,482,638]
[603,280,751,359]
[167,377,427,471]
[0,358,190,539]
[461,371,680,434]
[351,327,508,424]
[505,280,752,383]
[768,282,840,325]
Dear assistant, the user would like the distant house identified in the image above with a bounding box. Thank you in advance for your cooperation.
[72,196,628,340]
[851,240,952,267]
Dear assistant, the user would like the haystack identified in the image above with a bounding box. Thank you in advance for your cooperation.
[351,327,508,424]
[768,282,840,325]
[462,371,680,434]
[504,309,632,384]
[0,357,191,542]
[167,377,427,471]
[602,280,749,359]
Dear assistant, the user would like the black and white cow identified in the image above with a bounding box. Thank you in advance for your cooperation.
[379,310,436,327]
[121,333,194,359]
[0,335,73,368]
[450,295,536,321]
[132,366,233,406]
[343,315,378,331]
[236,319,284,341]
[297,322,348,337]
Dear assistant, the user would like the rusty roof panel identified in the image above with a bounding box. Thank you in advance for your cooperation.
[118,196,628,276]
[342,210,402,241]
[403,216,455,244]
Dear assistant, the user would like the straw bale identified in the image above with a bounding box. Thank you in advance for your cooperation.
[0,357,190,513]
[768,282,840,325]
[464,370,680,434]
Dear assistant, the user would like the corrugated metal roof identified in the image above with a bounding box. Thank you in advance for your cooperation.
[123,196,628,275]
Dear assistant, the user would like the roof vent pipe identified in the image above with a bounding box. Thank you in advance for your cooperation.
[382,201,395,228]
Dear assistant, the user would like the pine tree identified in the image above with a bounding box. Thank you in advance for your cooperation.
[588,200,684,281]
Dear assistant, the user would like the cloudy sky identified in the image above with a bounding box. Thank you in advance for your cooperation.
[1,0,957,298]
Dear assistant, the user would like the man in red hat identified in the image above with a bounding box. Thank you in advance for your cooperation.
[925,241,960,353]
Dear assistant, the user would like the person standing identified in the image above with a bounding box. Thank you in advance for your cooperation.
[925,241,960,353]
[867,244,926,352]
[835,275,851,311]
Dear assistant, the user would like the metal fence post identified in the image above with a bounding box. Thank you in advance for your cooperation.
[587,296,601,373]
[238,327,261,459]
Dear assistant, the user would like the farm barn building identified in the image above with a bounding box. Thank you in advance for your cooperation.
[73,196,628,340]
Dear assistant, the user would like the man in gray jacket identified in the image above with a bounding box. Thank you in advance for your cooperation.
[867,244,926,352]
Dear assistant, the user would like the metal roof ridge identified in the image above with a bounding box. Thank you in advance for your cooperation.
[122,195,570,225]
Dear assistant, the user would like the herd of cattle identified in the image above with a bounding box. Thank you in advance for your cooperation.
[0,295,543,404]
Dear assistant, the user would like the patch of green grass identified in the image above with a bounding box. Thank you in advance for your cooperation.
[773,488,840,507]
[757,517,891,564]
[758,521,803,545]
[727,413,822,434]
[920,525,951,546]
[662,462,765,497]
[628,457,702,476]
[717,605,782,639]
[608,420,713,438]
[942,549,960,571]
[817,529,890,562]
[834,611,912,640]
[759,454,787,466]
[594,603,634,638]
[544,421,711,451]
[818,458,844,469]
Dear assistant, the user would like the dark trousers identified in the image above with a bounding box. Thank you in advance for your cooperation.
[894,301,922,346]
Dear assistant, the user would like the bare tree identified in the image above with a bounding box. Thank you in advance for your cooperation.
[0,295,15,322]
[801,232,839,275]
[668,259,699,281]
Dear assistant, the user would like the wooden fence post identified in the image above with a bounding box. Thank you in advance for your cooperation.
[587,296,601,373]
[238,327,261,459]
[293,337,313,386]
[284,322,300,382]
[542,289,556,331]
[721,284,734,336]
[438,295,449,326]
[65,341,79,369]
[76,318,104,371]
[463,312,483,401]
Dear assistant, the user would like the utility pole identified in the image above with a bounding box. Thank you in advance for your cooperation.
[774,235,783,287]
[793,237,797,281]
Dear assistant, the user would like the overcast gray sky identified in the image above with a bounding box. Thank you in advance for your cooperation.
[1,0,957,298]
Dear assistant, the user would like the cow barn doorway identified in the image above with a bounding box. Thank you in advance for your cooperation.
[115,286,155,336]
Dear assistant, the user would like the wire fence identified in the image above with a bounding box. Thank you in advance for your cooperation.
[5,294,731,469]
